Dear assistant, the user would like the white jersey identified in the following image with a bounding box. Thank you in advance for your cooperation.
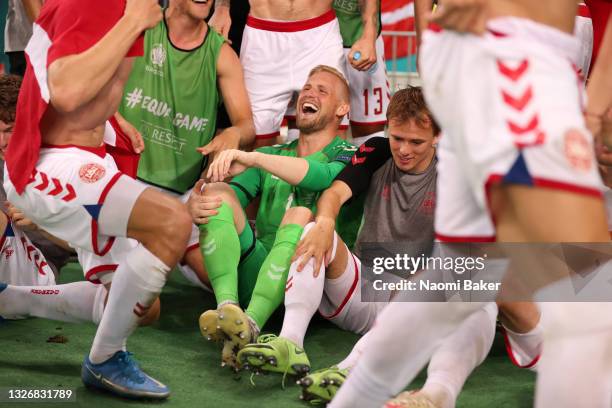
[0,220,56,286]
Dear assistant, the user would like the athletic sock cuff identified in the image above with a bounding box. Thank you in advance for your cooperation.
[126,244,171,292]
[273,224,304,246]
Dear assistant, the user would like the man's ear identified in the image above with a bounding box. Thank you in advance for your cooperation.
[336,102,350,118]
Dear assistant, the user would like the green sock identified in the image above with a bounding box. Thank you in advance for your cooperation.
[199,202,241,305]
[246,223,304,329]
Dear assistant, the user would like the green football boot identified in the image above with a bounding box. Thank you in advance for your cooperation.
[237,334,311,376]
[296,366,349,404]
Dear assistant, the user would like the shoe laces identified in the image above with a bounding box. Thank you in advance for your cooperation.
[117,352,146,384]
[256,333,278,343]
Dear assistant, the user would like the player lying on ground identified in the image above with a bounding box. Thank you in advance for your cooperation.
[330,1,612,407]
[3,0,195,399]
[187,65,362,368]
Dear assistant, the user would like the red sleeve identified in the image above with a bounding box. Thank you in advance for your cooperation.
[46,0,143,67]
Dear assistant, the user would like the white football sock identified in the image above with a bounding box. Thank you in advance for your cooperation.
[502,310,543,370]
[422,302,498,408]
[91,284,108,325]
[329,301,486,408]
[279,223,336,347]
[89,244,169,364]
[0,281,101,322]
[338,330,371,370]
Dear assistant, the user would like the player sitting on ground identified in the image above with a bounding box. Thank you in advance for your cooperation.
[187,65,361,368]
[117,0,255,291]
[237,88,496,408]
[236,86,439,379]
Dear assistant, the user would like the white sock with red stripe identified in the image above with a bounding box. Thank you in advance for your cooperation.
[421,303,498,408]
[0,281,101,322]
[338,330,371,370]
[279,223,338,348]
[502,312,543,371]
[89,244,169,364]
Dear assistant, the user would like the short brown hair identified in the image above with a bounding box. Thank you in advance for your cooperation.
[387,86,440,135]
[307,65,350,102]
[0,74,22,124]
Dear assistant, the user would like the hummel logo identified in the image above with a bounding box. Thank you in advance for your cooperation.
[267,263,285,281]
[203,239,217,256]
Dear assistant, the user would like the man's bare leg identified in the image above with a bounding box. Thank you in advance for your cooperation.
[89,188,191,363]
[489,185,612,407]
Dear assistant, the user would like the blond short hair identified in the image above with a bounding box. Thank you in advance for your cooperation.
[307,65,350,102]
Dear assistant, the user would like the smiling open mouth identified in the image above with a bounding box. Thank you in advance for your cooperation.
[301,102,319,114]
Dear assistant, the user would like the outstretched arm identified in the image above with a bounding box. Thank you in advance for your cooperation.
[206,149,346,188]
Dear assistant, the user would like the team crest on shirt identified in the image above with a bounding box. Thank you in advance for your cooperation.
[3,247,14,260]
[564,129,592,172]
[79,163,106,183]
[150,43,166,67]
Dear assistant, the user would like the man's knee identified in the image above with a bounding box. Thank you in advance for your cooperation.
[201,182,246,231]
[132,190,192,254]
[202,182,238,203]
[159,199,192,246]
[281,206,313,226]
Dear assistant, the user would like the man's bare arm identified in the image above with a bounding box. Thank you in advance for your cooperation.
[430,0,489,35]
[293,180,354,274]
[587,18,612,164]
[47,0,161,114]
[209,0,232,41]
[21,0,43,23]
[348,0,379,71]
[414,0,434,47]
[197,44,255,156]
[587,18,612,130]
[315,180,354,226]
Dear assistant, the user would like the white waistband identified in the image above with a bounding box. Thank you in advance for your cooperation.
[487,17,581,64]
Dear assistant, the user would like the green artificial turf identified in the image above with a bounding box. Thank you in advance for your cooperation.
[0,263,535,407]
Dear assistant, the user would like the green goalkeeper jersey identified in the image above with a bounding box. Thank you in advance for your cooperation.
[119,17,225,193]
[229,137,363,250]
[333,0,382,47]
